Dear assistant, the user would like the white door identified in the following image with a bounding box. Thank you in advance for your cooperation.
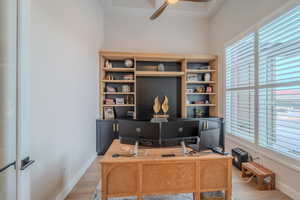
[0,0,32,200]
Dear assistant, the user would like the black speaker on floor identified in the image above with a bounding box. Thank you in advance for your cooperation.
[232,148,249,170]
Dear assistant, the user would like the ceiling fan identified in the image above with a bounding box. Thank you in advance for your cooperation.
[150,0,210,20]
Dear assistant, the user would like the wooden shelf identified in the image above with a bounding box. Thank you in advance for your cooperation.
[187,81,215,84]
[99,51,219,119]
[187,70,216,73]
[103,92,135,95]
[186,104,216,107]
[103,68,135,72]
[102,80,135,83]
[102,104,135,107]
[186,93,216,95]
[136,71,184,77]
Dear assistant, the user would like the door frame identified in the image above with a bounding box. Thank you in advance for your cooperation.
[16,0,31,199]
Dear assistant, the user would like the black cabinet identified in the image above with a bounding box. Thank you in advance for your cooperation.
[96,120,119,155]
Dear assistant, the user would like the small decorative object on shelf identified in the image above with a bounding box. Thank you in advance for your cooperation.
[205,100,210,104]
[116,98,125,105]
[206,86,213,93]
[125,95,134,104]
[204,73,211,82]
[195,109,205,118]
[187,74,198,81]
[127,111,135,118]
[198,65,210,70]
[157,63,165,71]
[196,100,205,105]
[105,74,114,80]
[122,85,131,93]
[152,96,169,122]
[187,88,194,93]
[161,96,169,116]
[123,74,134,80]
[105,60,112,69]
[105,99,115,105]
[153,96,161,115]
[124,59,134,68]
[195,87,205,93]
[104,107,115,120]
[106,86,116,92]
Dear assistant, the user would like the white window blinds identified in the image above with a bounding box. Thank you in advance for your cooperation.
[225,4,300,159]
[226,33,255,89]
[258,5,300,158]
[225,33,255,142]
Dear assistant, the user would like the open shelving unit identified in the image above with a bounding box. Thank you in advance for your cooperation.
[99,51,219,120]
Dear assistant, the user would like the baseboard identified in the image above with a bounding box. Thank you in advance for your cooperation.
[55,153,97,200]
[277,181,300,200]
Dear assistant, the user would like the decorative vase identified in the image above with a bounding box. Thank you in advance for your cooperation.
[204,73,211,82]
[158,63,165,71]
[124,59,133,68]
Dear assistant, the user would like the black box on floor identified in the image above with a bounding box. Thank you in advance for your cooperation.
[232,147,249,170]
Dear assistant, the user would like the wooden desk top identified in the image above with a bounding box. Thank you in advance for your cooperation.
[101,140,232,164]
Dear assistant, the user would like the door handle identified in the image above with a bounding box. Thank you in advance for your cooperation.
[113,123,116,132]
[0,161,16,173]
[20,157,35,171]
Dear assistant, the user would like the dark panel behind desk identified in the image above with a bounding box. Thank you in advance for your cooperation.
[136,77,181,120]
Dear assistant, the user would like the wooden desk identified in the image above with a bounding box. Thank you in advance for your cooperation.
[100,140,232,200]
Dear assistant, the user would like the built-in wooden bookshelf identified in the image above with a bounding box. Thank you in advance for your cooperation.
[99,51,219,120]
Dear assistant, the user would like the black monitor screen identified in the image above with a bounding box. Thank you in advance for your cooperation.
[161,120,199,139]
[118,120,160,144]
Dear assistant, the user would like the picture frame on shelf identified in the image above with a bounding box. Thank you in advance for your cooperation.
[187,74,198,81]
[116,98,125,105]
[104,107,115,120]
[105,98,115,105]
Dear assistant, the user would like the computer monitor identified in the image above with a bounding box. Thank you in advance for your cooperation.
[118,120,161,147]
[199,128,221,147]
[161,120,200,146]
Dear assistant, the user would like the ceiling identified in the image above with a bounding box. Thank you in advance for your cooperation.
[102,0,225,18]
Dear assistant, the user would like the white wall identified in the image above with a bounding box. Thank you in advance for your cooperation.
[208,0,300,199]
[103,11,209,54]
[29,0,104,200]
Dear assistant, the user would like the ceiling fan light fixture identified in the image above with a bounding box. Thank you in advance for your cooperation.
[167,0,179,4]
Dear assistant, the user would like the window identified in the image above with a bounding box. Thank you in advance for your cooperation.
[225,4,300,159]
[258,5,300,158]
[225,33,255,142]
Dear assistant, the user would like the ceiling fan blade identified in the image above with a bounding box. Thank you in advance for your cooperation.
[150,2,169,20]
[179,0,210,2]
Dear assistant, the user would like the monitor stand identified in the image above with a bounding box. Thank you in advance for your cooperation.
[180,141,189,156]
[133,141,139,157]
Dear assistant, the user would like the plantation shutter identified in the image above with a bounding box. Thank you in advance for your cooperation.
[225,33,255,142]
[258,5,300,158]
